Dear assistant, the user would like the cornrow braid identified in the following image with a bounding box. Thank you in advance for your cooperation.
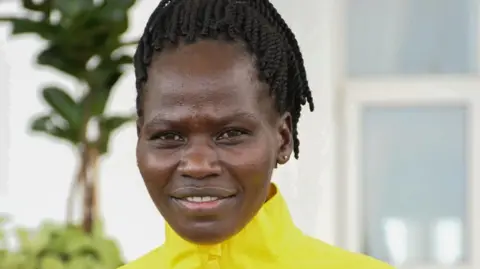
[134,0,314,158]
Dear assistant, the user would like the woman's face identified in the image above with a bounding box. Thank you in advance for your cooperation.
[136,40,293,244]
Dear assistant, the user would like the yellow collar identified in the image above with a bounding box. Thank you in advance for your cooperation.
[163,184,303,266]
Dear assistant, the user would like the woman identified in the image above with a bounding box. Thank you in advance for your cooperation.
[122,0,393,268]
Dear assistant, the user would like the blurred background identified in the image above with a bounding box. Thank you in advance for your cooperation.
[0,0,478,268]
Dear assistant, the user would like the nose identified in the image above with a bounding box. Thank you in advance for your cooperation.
[178,137,222,180]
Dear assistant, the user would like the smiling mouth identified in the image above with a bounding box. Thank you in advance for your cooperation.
[169,186,238,212]
[171,195,237,212]
[182,196,225,202]
[173,194,236,203]
[170,186,236,199]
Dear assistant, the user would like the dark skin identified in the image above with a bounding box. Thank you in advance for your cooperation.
[136,40,293,244]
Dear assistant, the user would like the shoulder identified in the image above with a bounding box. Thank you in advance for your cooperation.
[117,247,166,269]
[288,235,394,269]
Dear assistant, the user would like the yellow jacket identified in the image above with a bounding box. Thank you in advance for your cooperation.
[119,189,393,269]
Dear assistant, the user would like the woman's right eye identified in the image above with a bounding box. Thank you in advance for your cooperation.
[151,132,185,142]
[160,133,183,141]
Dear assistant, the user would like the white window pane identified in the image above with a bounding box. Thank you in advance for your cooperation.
[361,106,469,266]
[348,0,477,76]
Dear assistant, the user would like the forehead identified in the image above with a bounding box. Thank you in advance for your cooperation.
[142,40,273,121]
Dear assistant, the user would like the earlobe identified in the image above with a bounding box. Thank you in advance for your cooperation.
[276,154,290,165]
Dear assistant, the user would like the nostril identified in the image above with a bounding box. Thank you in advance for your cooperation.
[178,156,222,179]
[179,140,221,179]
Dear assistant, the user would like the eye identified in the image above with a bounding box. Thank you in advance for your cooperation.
[216,129,248,141]
[151,132,185,141]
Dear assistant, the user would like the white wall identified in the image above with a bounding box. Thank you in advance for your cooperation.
[0,0,340,261]
[0,43,9,196]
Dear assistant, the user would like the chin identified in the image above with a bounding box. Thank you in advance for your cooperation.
[179,226,233,245]
[185,232,230,245]
[174,221,238,245]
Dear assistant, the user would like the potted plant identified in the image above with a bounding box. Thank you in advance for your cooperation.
[0,0,138,233]
[0,215,125,269]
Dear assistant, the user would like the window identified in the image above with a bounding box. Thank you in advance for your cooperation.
[343,81,480,269]
[363,106,468,265]
[342,0,480,268]
[347,0,477,76]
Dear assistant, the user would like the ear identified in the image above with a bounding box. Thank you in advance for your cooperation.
[275,112,293,165]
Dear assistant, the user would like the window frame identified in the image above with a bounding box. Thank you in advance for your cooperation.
[341,78,480,268]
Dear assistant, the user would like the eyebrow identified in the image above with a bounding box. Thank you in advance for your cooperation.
[143,111,258,130]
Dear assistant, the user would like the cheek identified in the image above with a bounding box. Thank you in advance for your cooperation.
[221,138,276,187]
[136,142,178,188]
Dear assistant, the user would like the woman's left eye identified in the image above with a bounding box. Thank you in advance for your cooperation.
[216,129,247,140]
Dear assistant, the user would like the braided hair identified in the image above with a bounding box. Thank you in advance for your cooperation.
[134,0,314,158]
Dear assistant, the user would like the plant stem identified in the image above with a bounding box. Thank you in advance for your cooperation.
[82,146,99,233]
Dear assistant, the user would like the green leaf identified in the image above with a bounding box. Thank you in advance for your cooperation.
[1,251,32,268]
[53,0,94,18]
[31,114,80,144]
[114,55,133,65]
[37,45,88,78]
[29,223,56,255]
[42,86,82,131]
[0,231,5,249]
[97,115,134,154]
[91,238,123,267]
[65,236,94,255]
[79,87,112,117]
[100,0,136,20]
[1,221,125,269]
[105,0,136,8]
[97,0,135,34]
[40,255,65,269]
[22,0,53,12]
[15,227,32,252]
[66,256,93,269]
[31,114,52,131]
[6,18,58,39]
[0,17,16,22]
[100,115,134,130]
[91,220,104,238]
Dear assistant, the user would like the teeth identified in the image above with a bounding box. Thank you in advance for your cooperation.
[185,196,220,202]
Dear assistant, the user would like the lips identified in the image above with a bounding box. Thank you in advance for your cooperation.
[170,186,238,213]
[170,186,237,200]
